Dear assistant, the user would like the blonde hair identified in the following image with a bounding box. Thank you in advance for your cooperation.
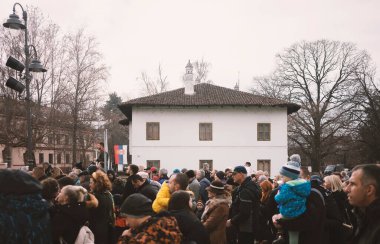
[324,175,343,192]
[51,167,64,178]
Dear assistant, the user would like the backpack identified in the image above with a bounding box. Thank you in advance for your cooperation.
[74,223,95,244]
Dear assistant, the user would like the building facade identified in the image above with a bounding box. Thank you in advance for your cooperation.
[119,61,299,176]
[0,97,97,169]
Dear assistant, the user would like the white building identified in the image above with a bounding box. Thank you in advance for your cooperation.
[119,61,299,176]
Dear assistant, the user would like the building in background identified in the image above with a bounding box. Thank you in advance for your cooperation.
[118,61,300,176]
[0,97,97,170]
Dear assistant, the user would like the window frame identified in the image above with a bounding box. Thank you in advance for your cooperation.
[257,159,271,176]
[146,122,160,140]
[199,160,213,171]
[199,123,213,141]
[257,123,271,141]
[147,160,160,169]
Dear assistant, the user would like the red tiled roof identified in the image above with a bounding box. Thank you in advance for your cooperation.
[118,83,300,120]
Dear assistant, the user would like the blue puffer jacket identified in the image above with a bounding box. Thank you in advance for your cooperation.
[275,179,311,218]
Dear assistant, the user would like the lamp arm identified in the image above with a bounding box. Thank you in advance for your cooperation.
[12,3,26,17]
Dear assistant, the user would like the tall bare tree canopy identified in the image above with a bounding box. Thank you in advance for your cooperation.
[1,6,108,166]
[64,28,108,165]
[254,40,374,171]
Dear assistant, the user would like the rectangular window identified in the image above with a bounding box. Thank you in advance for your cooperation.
[65,154,70,164]
[48,135,54,144]
[147,160,160,169]
[57,153,62,164]
[64,135,69,145]
[257,160,271,176]
[146,122,160,140]
[199,160,213,171]
[199,123,212,141]
[56,134,61,145]
[39,153,44,164]
[257,123,271,141]
[49,153,53,164]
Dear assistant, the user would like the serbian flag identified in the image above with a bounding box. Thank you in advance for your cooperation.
[114,145,128,165]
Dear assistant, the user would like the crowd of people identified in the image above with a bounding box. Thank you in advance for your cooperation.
[0,154,379,244]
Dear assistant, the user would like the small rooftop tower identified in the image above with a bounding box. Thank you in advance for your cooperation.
[184,60,195,95]
[234,71,240,91]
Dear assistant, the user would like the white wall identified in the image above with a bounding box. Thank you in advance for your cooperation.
[130,106,289,177]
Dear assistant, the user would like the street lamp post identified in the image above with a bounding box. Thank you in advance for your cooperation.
[3,3,47,168]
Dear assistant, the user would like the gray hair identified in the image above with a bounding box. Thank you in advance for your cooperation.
[159,168,168,175]
[198,169,205,179]
[62,185,87,204]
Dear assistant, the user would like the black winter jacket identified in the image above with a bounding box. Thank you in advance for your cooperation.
[137,180,158,202]
[169,209,210,244]
[230,177,261,235]
[51,202,89,244]
[278,187,326,244]
[352,198,380,244]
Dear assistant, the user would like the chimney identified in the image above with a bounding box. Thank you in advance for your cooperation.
[184,60,195,95]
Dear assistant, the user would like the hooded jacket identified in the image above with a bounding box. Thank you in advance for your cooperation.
[152,181,171,213]
[275,178,311,218]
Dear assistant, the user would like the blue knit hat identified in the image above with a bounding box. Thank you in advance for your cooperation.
[279,161,301,180]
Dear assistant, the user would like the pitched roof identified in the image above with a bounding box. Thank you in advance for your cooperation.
[118,83,300,120]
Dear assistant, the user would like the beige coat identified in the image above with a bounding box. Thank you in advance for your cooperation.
[201,197,230,244]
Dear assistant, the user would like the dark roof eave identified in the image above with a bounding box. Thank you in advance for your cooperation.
[118,103,301,118]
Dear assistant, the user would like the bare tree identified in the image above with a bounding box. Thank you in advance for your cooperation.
[64,28,108,165]
[193,59,212,84]
[139,63,168,95]
[254,40,372,171]
[351,56,380,163]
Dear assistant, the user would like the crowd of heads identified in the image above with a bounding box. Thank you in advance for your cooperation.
[1,154,379,244]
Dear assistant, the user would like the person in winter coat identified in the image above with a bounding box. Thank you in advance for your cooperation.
[51,185,90,244]
[273,161,311,243]
[344,164,380,244]
[227,166,262,243]
[257,180,275,243]
[118,193,182,244]
[323,174,354,244]
[122,164,139,201]
[169,190,210,244]
[201,180,230,244]
[153,180,171,213]
[130,174,158,202]
[89,170,116,244]
[41,177,60,209]
[0,169,52,244]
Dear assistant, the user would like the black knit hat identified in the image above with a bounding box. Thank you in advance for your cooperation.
[120,193,154,217]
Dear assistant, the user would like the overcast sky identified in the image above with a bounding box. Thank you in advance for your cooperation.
[1,0,380,101]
